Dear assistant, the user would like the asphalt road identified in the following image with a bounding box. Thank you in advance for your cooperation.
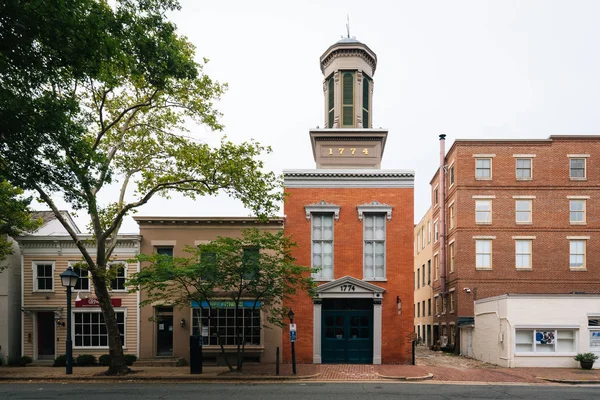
[1,383,599,400]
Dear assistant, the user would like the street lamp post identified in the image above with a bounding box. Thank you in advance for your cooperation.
[287,308,296,375]
[60,266,79,375]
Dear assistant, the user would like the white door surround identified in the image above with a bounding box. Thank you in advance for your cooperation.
[313,275,385,364]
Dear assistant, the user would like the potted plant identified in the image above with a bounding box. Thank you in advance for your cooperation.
[574,352,599,370]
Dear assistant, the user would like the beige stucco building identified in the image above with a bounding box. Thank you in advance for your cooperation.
[414,208,434,346]
[134,216,283,364]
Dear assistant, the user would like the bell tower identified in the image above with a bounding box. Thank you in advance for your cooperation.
[310,37,388,169]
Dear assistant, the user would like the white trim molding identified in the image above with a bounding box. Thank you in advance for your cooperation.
[567,154,590,158]
[567,195,590,199]
[472,195,496,199]
[473,236,496,240]
[512,195,536,199]
[304,200,341,221]
[512,236,536,240]
[472,154,496,158]
[357,201,393,221]
[513,154,537,158]
[567,236,590,240]
[284,169,415,188]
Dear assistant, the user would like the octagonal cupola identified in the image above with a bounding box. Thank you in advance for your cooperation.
[320,37,377,129]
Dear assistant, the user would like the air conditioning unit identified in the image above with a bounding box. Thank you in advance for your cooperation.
[440,336,448,347]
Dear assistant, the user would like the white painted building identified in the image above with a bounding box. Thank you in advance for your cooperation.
[468,294,600,368]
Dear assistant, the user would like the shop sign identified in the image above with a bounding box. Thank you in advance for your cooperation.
[191,300,262,309]
[76,298,122,307]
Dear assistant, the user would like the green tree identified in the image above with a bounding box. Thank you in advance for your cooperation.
[130,228,316,372]
[0,180,42,265]
[0,0,281,375]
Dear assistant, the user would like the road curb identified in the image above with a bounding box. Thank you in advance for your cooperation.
[0,373,321,382]
[376,372,434,381]
[538,377,600,385]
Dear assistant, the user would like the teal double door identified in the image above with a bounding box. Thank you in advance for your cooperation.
[322,309,373,363]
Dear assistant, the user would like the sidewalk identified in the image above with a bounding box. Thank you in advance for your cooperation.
[1,363,598,383]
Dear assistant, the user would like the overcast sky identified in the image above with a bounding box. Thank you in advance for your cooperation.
[41,0,600,233]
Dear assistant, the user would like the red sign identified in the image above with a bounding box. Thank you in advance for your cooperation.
[75,298,122,308]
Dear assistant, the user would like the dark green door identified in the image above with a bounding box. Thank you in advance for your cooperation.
[322,310,373,363]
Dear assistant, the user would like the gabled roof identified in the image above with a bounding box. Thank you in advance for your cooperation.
[28,210,81,235]
[316,275,386,294]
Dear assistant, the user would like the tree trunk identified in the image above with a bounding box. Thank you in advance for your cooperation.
[92,273,130,375]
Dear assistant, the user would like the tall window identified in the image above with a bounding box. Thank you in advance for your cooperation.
[570,199,586,224]
[434,187,439,206]
[427,260,431,284]
[416,232,420,254]
[72,263,90,291]
[242,247,260,280]
[155,247,174,257]
[364,213,386,279]
[515,240,532,269]
[570,158,586,179]
[312,214,334,279]
[110,263,126,291]
[570,240,586,269]
[421,226,425,249]
[516,158,532,179]
[449,292,455,312]
[515,200,532,223]
[422,301,426,317]
[327,76,335,128]
[342,72,354,127]
[434,221,439,242]
[34,262,54,291]
[422,265,426,286]
[435,297,439,314]
[427,221,431,243]
[449,204,455,229]
[476,240,492,269]
[475,200,492,224]
[428,299,431,316]
[434,254,439,280]
[193,307,260,346]
[362,73,370,127]
[417,269,420,289]
[449,165,455,186]
[74,311,124,347]
[449,243,455,273]
[475,158,492,179]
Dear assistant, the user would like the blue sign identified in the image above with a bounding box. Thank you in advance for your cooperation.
[191,300,262,309]
[290,330,297,343]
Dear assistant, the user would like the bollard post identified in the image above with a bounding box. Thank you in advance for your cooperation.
[276,347,280,376]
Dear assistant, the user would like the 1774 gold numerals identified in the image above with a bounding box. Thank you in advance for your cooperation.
[328,148,369,155]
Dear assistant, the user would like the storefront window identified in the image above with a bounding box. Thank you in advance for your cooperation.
[192,304,261,346]
[74,311,125,347]
[515,329,576,353]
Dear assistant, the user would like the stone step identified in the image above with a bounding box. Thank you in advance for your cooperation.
[135,358,181,367]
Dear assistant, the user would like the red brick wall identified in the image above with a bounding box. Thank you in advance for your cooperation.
[431,137,600,321]
[283,187,414,364]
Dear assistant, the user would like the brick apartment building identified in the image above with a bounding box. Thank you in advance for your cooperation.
[282,36,415,364]
[427,135,600,366]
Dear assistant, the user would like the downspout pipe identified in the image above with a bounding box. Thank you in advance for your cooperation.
[439,134,447,296]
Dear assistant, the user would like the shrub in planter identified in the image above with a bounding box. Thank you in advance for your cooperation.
[99,354,111,366]
[76,354,96,366]
[574,352,599,370]
[53,354,76,367]
[124,354,137,366]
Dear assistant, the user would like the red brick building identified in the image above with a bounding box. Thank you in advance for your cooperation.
[282,37,415,364]
[429,135,600,353]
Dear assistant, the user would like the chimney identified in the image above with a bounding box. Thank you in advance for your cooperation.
[439,134,447,296]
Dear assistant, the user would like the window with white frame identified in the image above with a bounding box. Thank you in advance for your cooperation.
[475,158,491,179]
[570,199,586,224]
[421,226,425,249]
[449,291,455,312]
[515,329,576,353]
[71,262,90,291]
[427,221,431,243]
[449,164,455,187]
[33,261,54,291]
[449,242,455,273]
[449,203,455,229]
[74,310,125,347]
[192,307,261,346]
[109,262,127,291]
[364,213,386,279]
[589,318,600,351]
[515,240,532,269]
[434,254,439,280]
[569,240,586,269]
[475,239,492,269]
[434,221,439,242]
[416,232,420,254]
[515,200,532,223]
[475,200,492,224]
[435,296,439,314]
[570,158,586,179]
[516,158,532,180]
[311,214,334,280]
[434,187,439,206]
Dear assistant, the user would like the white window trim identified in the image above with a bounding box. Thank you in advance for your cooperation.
[427,220,431,244]
[357,201,393,221]
[568,156,587,180]
[362,212,387,281]
[433,252,439,281]
[515,199,533,225]
[475,157,493,180]
[433,219,439,243]
[568,238,587,271]
[513,154,537,158]
[305,200,340,221]
[448,161,455,188]
[433,184,439,207]
[448,203,455,229]
[515,157,533,181]
[72,307,127,350]
[108,261,128,292]
[32,261,55,292]
[569,199,587,225]
[68,261,92,293]
[475,199,492,225]
[515,239,533,270]
[512,236,536,239]
[475,238,493,270]
[472,195,496,199]
[567,195,591,199]
[514,327,578,356]
[311,212,334,281]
